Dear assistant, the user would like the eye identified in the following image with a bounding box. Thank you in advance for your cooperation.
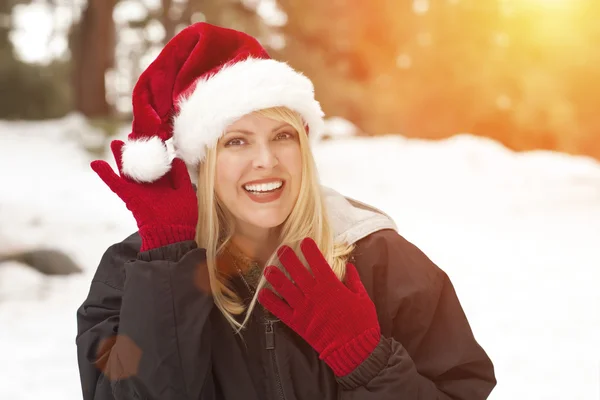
[224,137,246,147]
[275,131,294,140]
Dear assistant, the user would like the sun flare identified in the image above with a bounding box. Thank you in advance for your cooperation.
[513,0,577,8]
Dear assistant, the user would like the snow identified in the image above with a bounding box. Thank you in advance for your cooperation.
[320,116,363,140]
[1,114,599,399]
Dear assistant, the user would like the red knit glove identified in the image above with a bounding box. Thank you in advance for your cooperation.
[91,140,198,252]
[258,238,381,377]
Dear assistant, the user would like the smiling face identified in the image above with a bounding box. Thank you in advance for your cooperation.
[214,112,303,236]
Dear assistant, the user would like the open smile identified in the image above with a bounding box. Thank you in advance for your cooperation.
[242,179,286,203]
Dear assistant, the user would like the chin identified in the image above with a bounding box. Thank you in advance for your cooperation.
[245,211,289,229]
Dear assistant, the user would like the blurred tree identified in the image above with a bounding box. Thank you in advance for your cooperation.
[275,0,502,138]
[109,0,268,115]
[473,0,600,159]
[158,0,268,42]
[566,0,600,159]
[275,0,599,160]
[1,0,598,160]
[0,0,72,120]
[69,0,117,118]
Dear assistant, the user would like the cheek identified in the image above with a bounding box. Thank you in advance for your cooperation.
[280,145,303,181]
[215,157,242,200]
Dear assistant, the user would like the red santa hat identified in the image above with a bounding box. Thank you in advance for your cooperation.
[121,22,325,183]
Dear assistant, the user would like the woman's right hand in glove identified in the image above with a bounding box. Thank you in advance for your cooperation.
[91,140,198,252]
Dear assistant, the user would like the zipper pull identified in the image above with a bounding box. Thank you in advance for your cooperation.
[265,320,275,350]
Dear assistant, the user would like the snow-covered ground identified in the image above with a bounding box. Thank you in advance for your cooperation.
[0,114,598,399]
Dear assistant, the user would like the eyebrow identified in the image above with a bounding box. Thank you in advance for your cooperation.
[225,123,291,135]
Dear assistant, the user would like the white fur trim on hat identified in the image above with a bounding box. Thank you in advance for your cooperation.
[172,57,325,167]
[121,136,172,182]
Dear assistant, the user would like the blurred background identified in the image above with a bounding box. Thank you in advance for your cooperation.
[1,1,599,399]
[2,0,600,158]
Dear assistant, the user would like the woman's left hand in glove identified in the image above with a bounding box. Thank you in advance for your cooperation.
[258,237,381,377]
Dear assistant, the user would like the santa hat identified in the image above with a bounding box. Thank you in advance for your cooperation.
[121,22,325,183]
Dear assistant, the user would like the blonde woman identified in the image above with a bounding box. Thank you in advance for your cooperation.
[76,23,496,400]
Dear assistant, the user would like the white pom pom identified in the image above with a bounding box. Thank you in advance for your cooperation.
[121,137,172,183]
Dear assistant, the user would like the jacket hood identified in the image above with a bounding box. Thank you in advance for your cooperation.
[322,186,398,246]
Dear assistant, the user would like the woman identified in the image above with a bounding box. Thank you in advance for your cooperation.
[76,23,496,400]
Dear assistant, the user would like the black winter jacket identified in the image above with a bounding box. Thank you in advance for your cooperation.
[76,229,496,400]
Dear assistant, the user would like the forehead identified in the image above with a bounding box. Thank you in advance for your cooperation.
[225,112,290,133]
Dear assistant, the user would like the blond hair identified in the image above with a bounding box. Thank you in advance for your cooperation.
[195,106,353,331]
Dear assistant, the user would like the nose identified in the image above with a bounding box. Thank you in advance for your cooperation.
[252,141,279,170]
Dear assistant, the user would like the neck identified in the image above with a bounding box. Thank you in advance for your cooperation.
[230,225,280,266]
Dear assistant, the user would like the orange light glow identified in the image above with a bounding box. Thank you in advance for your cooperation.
[508,0,580,10]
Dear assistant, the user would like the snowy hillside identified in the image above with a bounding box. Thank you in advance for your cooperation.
[0,114,598,399]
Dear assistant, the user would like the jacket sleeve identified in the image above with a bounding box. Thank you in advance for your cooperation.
[337,229,496,399]
[75,233,216,400]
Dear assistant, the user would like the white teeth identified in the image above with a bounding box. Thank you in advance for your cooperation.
[244,181,283,192]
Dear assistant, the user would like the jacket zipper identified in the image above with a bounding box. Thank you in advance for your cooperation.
[265,319,286,400]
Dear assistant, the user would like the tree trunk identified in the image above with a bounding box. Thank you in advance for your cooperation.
[161,0,177,42]
[71,0,116,117]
